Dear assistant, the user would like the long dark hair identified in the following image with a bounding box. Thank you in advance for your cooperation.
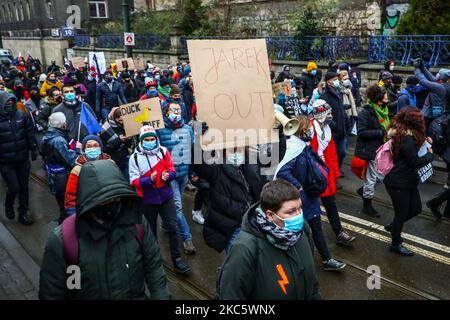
[390,107,426,156]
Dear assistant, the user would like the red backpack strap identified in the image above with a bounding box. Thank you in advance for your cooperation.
[135,224,144,251]
[61,214,79,266]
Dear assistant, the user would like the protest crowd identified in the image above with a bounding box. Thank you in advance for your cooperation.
[0,51,449,300]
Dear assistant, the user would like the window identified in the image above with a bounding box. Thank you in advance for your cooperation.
[14,2,20,21]
[47,1,54,20]
[89,1,108,18]
[19,1,25,21]
[8,3,12,22]
[25,0,31,20]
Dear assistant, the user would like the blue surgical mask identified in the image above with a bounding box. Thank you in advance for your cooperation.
[274,210,304,232]
[147,89,158,97]
[343,79,352,88]
[64,92,76,101]
[85,148,101,160]
[333,79,341,89]
[168,113,182,123]
[227,152,245,167]
[155,75,161,81]
[142,140,157,151]
[311,70,317,76]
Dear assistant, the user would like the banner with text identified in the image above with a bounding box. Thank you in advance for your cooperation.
[120,98,165,137]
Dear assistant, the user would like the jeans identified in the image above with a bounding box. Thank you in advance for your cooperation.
[0,160,31,214]
[143,198,181,263]
[385,186,422,246]
[321,196,343,237]
[363,160,383,199]
[48,172,69,221]
[225,227,241,255]
[101,108,111,123]
[307,216,331,261]
[170,175,192,241]
[333,135,348,170]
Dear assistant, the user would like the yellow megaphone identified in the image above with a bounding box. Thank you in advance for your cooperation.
[275,109,300,136]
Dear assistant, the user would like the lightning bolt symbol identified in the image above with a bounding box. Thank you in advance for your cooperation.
[276,264,289,295]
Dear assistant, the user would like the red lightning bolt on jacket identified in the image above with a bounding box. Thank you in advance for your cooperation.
[276,264,289,295]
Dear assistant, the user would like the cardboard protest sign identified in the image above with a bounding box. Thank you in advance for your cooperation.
[133,57,145,70]
[272,81,292,97]
[71,57,85,69]
[89,52,106,75]
[187,39,276,150]
[120,98,164,137]
[115,58,135,71]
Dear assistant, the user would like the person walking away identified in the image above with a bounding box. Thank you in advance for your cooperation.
[0,91,38,225]
[96,70,127,122]
[129,125,190,274]
[39,160,171,299]
[310,99,356,244]
[275,115,346,271]
[217,179,321,300]
[40,112,77,223]
[383,108,434,256]
[157,102,196,254]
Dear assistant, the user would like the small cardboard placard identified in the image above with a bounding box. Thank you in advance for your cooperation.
[115,58,135,71]
[120,98,165,137]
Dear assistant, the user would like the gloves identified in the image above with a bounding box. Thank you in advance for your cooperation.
[201,122,209,135]
[31,149,38,161]
[194,121,209,135]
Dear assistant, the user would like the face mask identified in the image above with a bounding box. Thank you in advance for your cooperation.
[155,75,161,81]
[55,96,63,103]
[332,79,341,89]
[85,147,101,160]
[93,201,121,222]
[142,140,157,151]
[343,79,352,87]
[147,89,158,97]
[323,118,332,126]
[389,65,394,71]
[64,92,76,102]
[49,78,57,84]
[172,98,181,103]
[274,210,304,232]
[380,101,388,108]
[311,70,317,76]
[227,152,245,167]
[104,75,112,83]
[168,113,182,123]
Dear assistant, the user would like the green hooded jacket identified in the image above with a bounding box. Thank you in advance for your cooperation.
[39,160,171,300]
[218,203,321,300]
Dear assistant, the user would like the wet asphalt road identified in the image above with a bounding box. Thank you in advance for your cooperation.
[0,156,449,300]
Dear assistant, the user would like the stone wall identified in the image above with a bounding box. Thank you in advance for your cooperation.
[2,37,69,67]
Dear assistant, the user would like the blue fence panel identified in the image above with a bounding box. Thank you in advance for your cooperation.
[74,35,90,48]
[369,35,450,66]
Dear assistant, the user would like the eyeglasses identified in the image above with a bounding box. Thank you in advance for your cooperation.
[169,108,181,114]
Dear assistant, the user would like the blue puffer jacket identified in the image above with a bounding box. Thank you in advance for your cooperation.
[95,80,127,113]
[157,118,194,179]
[0,92,37,164]
[275,147,322,221]
[40,127,77,171]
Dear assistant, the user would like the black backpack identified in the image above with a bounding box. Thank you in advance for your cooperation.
[428,114,449,156]
[302,146,329,197]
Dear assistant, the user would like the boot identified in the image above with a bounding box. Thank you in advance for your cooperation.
[5,207,15,220]
[443,201,450,218]
[426,188,450,219]
[362,198,380,217]
[18,212,33,226]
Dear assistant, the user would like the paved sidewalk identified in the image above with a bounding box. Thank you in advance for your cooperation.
[0,223,39,300]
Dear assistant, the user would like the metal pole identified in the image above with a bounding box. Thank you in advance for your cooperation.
[122,0,133,58]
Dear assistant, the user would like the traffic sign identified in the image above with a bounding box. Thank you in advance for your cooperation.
[124,32,135,46]
[62,27,75,38]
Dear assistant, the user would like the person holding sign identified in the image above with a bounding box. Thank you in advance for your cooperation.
[96,70,127,122]
[157,101,196,254]
[129,125,190,274]
[383,108,434,256]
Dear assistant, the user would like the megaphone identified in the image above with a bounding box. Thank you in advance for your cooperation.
[275,109,300,136]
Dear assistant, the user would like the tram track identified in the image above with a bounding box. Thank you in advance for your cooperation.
[28,170,446,300]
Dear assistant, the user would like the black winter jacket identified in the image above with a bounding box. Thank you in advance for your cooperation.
[320,86,349,139]
[0,92,37,163]
[300,71,319,100]
[384,135,434,189]
[193,160,263,252]
[355,104,385,161]
[99,119,131,169]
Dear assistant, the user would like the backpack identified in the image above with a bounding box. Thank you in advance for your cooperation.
[302,146,329,197]
[133,148,166,168]
[375,139,394,176]
[61,214,144,266]
[428,115,449,156]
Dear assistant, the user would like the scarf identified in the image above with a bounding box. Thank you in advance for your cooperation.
[274,135,306,179]
[369,100,390,132]
[313,119,331,157]
[255,207,302,251]
[158,85,171,98]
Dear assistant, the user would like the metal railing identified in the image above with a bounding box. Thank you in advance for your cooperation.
[74,34,171,51]
[369,35,450,66]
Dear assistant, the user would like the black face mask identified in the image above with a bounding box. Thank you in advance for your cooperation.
[92,201,121,223]
[4,101,16,114]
